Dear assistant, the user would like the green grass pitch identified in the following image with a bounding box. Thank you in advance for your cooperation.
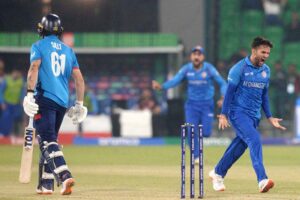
[0,145,300,200]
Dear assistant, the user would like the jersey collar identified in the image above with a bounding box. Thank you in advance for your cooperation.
[45,35,59,39]
[191,62,205,72]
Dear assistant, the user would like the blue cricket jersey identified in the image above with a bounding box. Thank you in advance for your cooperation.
[30,35,79,108]
[224,56,271,119]
[162,62,227,102]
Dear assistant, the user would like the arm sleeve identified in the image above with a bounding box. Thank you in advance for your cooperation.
[220,62,243,116]
[162,66,187,90]
[210,66,227,96]
[227,62,243,85]
[221,83,237,116]
[30,44,41,63]
[71,50,80,69]
[262,87,272,118]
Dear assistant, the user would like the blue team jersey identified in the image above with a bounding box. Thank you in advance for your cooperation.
[228,56,270,119]
[30,35,79,108]
[162,62,227,102]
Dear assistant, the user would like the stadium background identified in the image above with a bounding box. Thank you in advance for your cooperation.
[0,0,299,145]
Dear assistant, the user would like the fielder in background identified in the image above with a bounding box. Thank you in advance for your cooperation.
[152,46,227,163]
[209,37,286,193]
[23,13,87,195]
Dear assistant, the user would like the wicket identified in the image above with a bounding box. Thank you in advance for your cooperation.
[181,123,204,199]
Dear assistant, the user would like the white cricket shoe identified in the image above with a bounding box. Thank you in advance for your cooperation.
[36,187,53,195]
[60,178,75,195]
[209,170,225,191]
[258,179,274,193]
[36,179,54,195]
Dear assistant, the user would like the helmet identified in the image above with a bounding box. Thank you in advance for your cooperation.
[37,13,64,37]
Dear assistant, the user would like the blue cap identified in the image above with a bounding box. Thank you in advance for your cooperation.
[191,45,204,54]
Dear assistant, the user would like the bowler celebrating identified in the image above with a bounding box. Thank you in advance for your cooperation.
[209,37,286,193]
[152,46,227,163]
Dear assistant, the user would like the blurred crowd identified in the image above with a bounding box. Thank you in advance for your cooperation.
[242,0,300,42]
[0,58,25,137]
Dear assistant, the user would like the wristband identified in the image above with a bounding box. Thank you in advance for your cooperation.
[76,101,83,106]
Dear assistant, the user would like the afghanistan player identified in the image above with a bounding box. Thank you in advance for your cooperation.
[152,46,227,163]
[209,37,286,193]
[23,13,87,195]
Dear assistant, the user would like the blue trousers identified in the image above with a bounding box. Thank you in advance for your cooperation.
[34,96,69,178]
[215,111,268,182]
[185,100,214,158]
[34,96,66,142]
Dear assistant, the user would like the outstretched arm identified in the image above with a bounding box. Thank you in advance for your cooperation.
[152,66,186,91]
[211,66,227,107]
[212,67,227,97]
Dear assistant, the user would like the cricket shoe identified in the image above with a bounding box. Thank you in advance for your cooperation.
[60,178,75,195]
[36,179,54,195]
[259,179,274,193]
[209,170,225,191]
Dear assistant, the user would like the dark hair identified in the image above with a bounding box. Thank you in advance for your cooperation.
[251,37,273,49]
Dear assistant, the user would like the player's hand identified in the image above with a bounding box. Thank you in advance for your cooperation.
[67,101,88,124]
[218,114,230,130]
[23,92,39,117]
[268,117,286,130]
[152,80,162,90]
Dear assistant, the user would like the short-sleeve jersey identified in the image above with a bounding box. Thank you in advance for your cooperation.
[30,35,79,108]
[228,56,271,119]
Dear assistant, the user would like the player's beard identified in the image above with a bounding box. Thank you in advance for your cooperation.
[254,56,265,67]
[193,59,202,69]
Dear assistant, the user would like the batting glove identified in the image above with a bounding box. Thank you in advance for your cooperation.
[23,92,39,117]
[67,101,88,124]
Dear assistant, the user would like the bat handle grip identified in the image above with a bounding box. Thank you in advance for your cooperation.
[28,117,34,128]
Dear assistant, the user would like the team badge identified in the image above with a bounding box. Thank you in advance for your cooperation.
[261,71,267,78]
[201,72,207,78]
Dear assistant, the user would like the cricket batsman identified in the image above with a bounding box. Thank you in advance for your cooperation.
[23,13,87,195]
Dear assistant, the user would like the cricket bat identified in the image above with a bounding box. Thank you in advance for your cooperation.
[19,117,35,183]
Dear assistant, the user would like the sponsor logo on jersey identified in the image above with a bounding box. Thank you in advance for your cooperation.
[189,80,208,85]
[244,72,254,76]
[187,72,195,76]
[243,81,265,89]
